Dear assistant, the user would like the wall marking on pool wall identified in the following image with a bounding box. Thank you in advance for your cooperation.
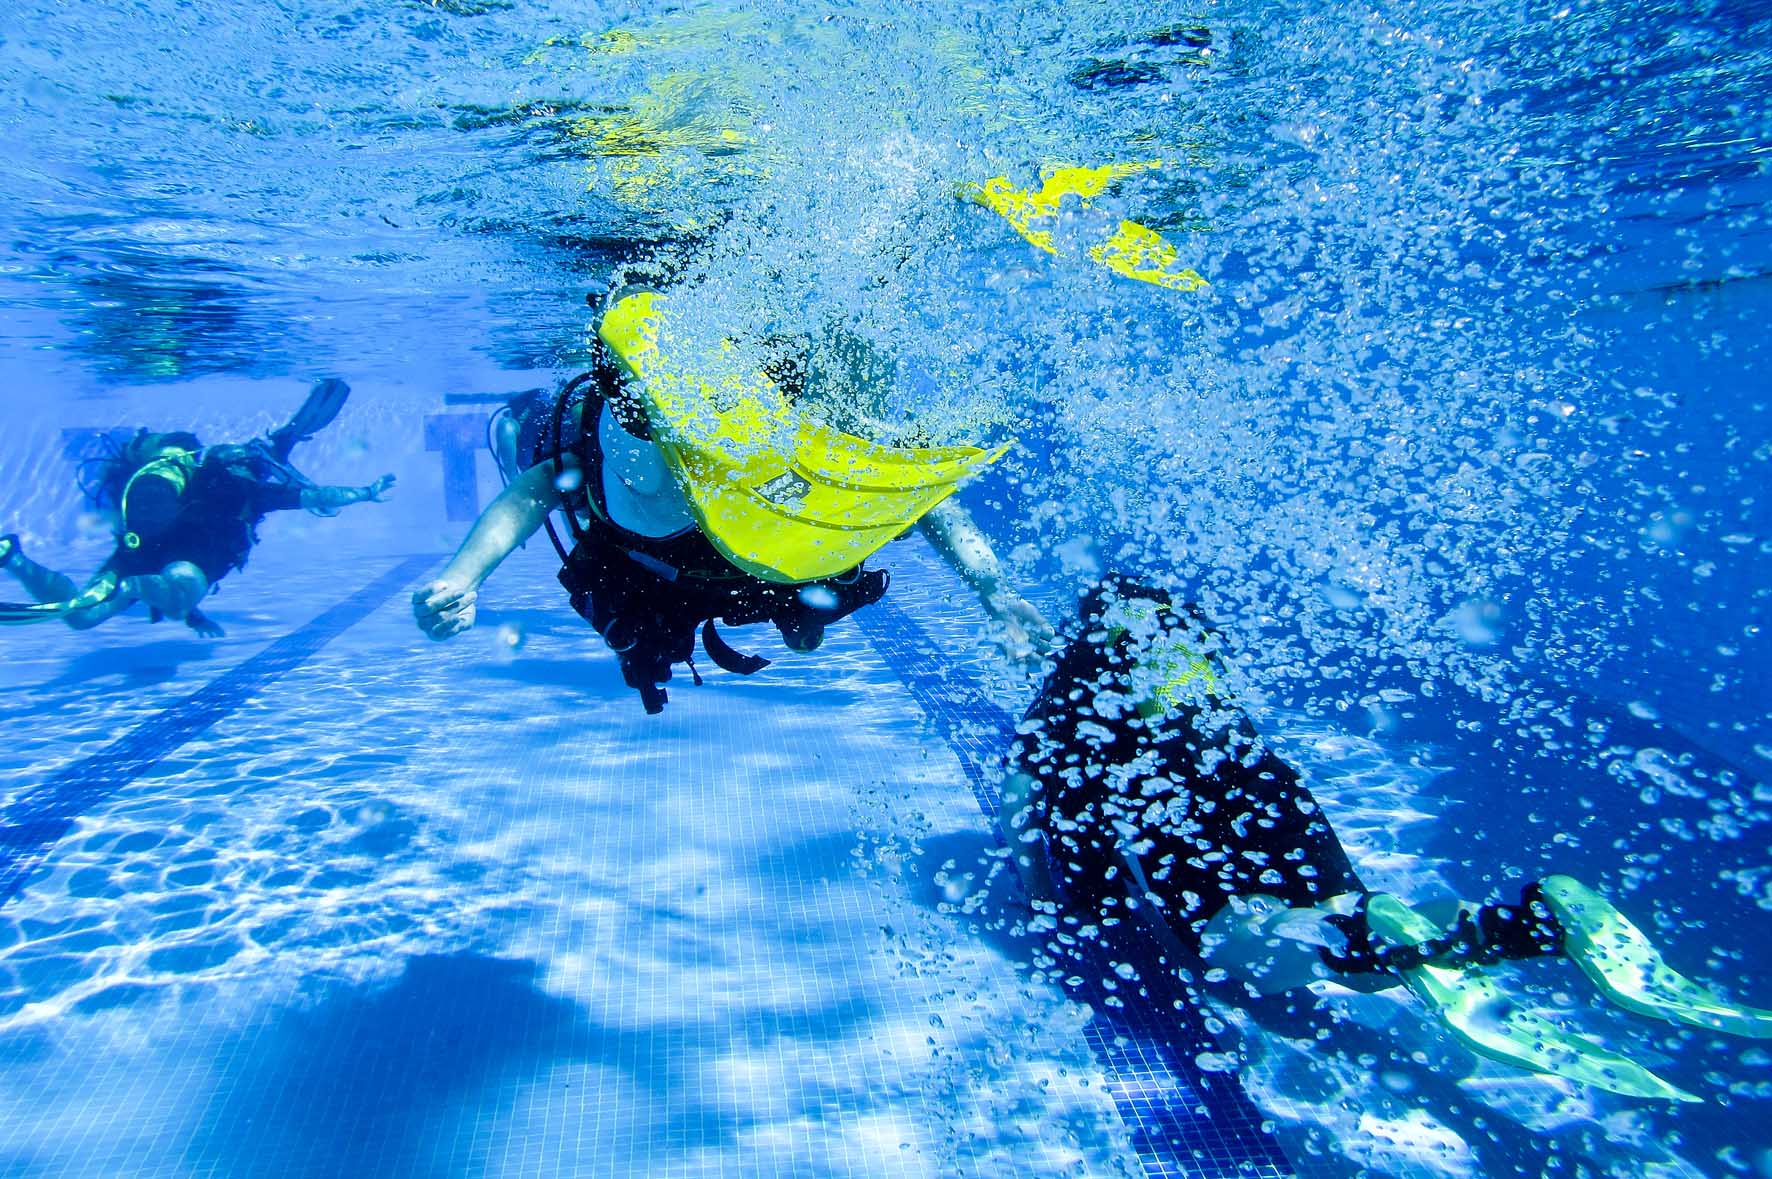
[423,413,487,522]
[0,554,442,908]
[857,597,1298,1179]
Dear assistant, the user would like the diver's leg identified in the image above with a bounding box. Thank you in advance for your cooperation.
[1,537,81,604]
[60,575,137,630]
[997,770,1058,905]
[1199,892,1400,996]
[108,561,210,629]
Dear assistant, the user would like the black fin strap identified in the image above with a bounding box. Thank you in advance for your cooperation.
[1320,904,1391,975]
[1320,887,1568,977]
[702,620,770,676]
[1472,883,1566,961]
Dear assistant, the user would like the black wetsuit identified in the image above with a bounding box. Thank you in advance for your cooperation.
[512,356,888,713]
[1009,581,1364,954]
[105,448,307,585]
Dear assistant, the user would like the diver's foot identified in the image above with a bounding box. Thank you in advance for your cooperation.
[0,533,18,571]
[1540,875,1772,1039]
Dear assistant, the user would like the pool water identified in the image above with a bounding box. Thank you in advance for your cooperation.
[2,1,1769,1176]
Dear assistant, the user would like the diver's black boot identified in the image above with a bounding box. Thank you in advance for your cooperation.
[265,378,351,461]
[1465,883,1566,962]
[1321,885,1565,977]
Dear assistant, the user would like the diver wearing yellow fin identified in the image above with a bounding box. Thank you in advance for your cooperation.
[413,289,1053,713]
[1,381,395,637]
[1002,579,1772,1103]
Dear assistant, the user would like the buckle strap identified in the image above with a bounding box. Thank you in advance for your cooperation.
[702,620,770,676]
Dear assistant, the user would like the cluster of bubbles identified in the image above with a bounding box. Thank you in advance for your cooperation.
[497,0,1769,756]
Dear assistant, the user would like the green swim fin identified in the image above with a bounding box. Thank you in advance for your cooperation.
[1540,875,1772,1040]
[1364,893,1700,1102]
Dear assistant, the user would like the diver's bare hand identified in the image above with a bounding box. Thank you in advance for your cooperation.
[364,474,397,503]
[412,579,476,640]
[986,590,1056,669]
[185,607,225,639]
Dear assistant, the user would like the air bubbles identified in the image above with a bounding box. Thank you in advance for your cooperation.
[1055,536,1100,578]
[553,468,584,493]
[1447,599,1502,647]
[1270,121,1323,149]
[1379,1069,1416,1093]
[1642,508,1694,549]
[798,584,838,611]
[496,622,524,650]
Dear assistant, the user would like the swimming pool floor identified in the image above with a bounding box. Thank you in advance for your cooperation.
[0,535,1300,1179]
[0,537,1723,1179]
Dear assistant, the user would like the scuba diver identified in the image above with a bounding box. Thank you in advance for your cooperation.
[0,380,396,638]
[412,288,1054,713]
[1001,578,1772,1102]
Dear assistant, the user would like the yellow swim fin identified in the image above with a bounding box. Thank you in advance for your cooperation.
[1364,893,1700,1102]
[963,163,1208,292]
[1539,875,1772,1040]
[598,291,1006,584]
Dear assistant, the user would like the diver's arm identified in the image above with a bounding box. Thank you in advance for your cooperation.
[300,474,396,517]
[919,499,1056,663]
[411,458,568,641]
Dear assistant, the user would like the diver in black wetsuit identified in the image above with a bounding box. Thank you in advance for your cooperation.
[0,380,395,638]
[1001,578,1772,1100]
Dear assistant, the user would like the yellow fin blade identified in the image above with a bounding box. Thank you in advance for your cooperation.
[1089,220,1208,292]
[965,162,1207,292]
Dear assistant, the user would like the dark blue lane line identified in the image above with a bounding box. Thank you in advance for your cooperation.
[0,554,442,907]
[858,599,1296,1179]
